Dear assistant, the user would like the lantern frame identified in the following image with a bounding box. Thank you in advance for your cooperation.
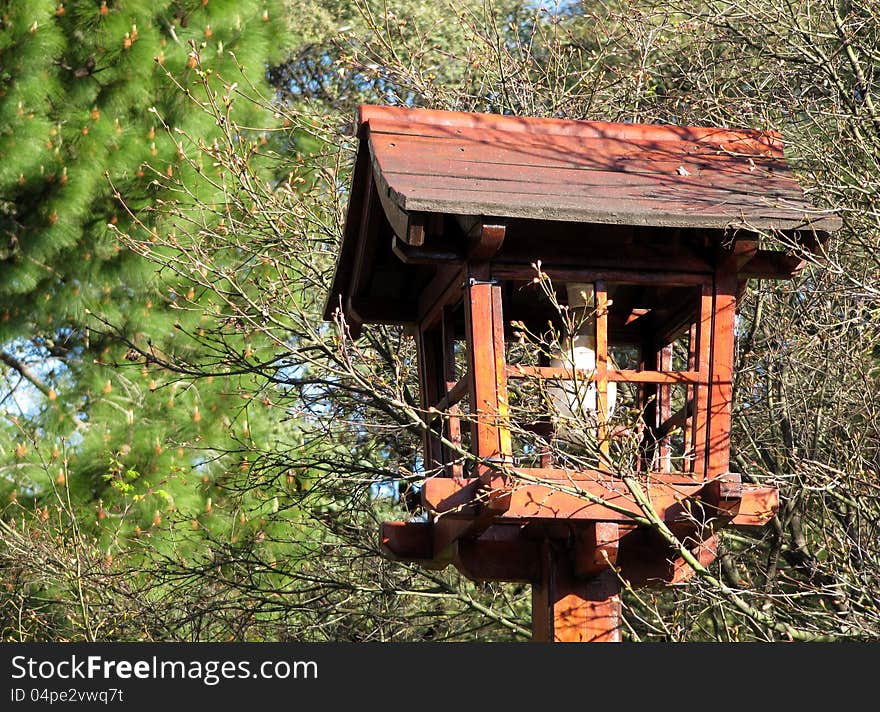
[325,105,840,641]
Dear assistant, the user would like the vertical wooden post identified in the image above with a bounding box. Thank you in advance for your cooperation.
[441,306,463,477]
[657,343,673,473]
[639,334,659,473]
[492,284,513,460]
[463,279,511,464]
[416,327,446,474]
[692,281,714,480]
[594,280,610,458]
[463,277,512,512]
[532,543,622,643]
[707,267,737,479]
[684,320,698,473]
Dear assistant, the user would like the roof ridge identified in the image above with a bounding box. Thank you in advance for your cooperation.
[357,104,783,151]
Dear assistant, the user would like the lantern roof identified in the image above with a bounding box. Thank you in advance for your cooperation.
[325,105,840,324]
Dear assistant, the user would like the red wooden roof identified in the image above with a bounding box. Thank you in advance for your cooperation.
[359,105,839,232]
[324,105,839,324]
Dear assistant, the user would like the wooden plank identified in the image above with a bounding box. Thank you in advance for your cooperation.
[731,484,779,526]
[323,140,370,323]
[595,280,610,457]
[378,184,829,233]
[464,281,500,460]
[513,467,698,484]
[463,280,513,497]
[532,547,621,643]
[389,186,819,223]
[424,471,703,513]
[492,265,712,286]
[370,130,788,177]
[376,157,803,201]
[380,521,435,562]
[492,283,513,459]
[555,572,621,643]
[658,343,673,473]
[638,333,657,473]
[366,141,413,243]
[423,471,703,522]
[360,105,785,152]
[366,116,784,157]
[492,246,713,277]
[502,480,702,522]
[347,169,377,307]
[441,307,463,478]
[531,540,554,642]
[692,282,714,479]
[707,265,737,479]
[684,321,697,470]
[416,327,445,474]
[379,161,806,202]
[506,365,703,385]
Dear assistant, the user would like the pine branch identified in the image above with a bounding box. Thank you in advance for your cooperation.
[0,350,51,397]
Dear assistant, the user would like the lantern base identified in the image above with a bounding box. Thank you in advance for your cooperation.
[380,472,777,642]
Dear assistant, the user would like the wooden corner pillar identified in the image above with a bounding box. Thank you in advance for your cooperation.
[462,223,512,511]
[531,539,622,643]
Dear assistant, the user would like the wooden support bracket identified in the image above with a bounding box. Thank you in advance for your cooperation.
[574,522,620,578]
[466,222,506,261]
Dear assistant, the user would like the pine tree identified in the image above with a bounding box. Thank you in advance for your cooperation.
[0,1,288,552]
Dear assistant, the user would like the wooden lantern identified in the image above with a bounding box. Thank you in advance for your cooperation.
[325,105,840,641]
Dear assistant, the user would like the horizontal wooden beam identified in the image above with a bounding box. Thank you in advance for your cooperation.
[423,472,703,523]
[380,521,435,562]
[382,517,763,591]
[392,237,463,265]
[421,471,777,526]
[730,483,779,527]
[491,264,712,286]
[506,365,705,385]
